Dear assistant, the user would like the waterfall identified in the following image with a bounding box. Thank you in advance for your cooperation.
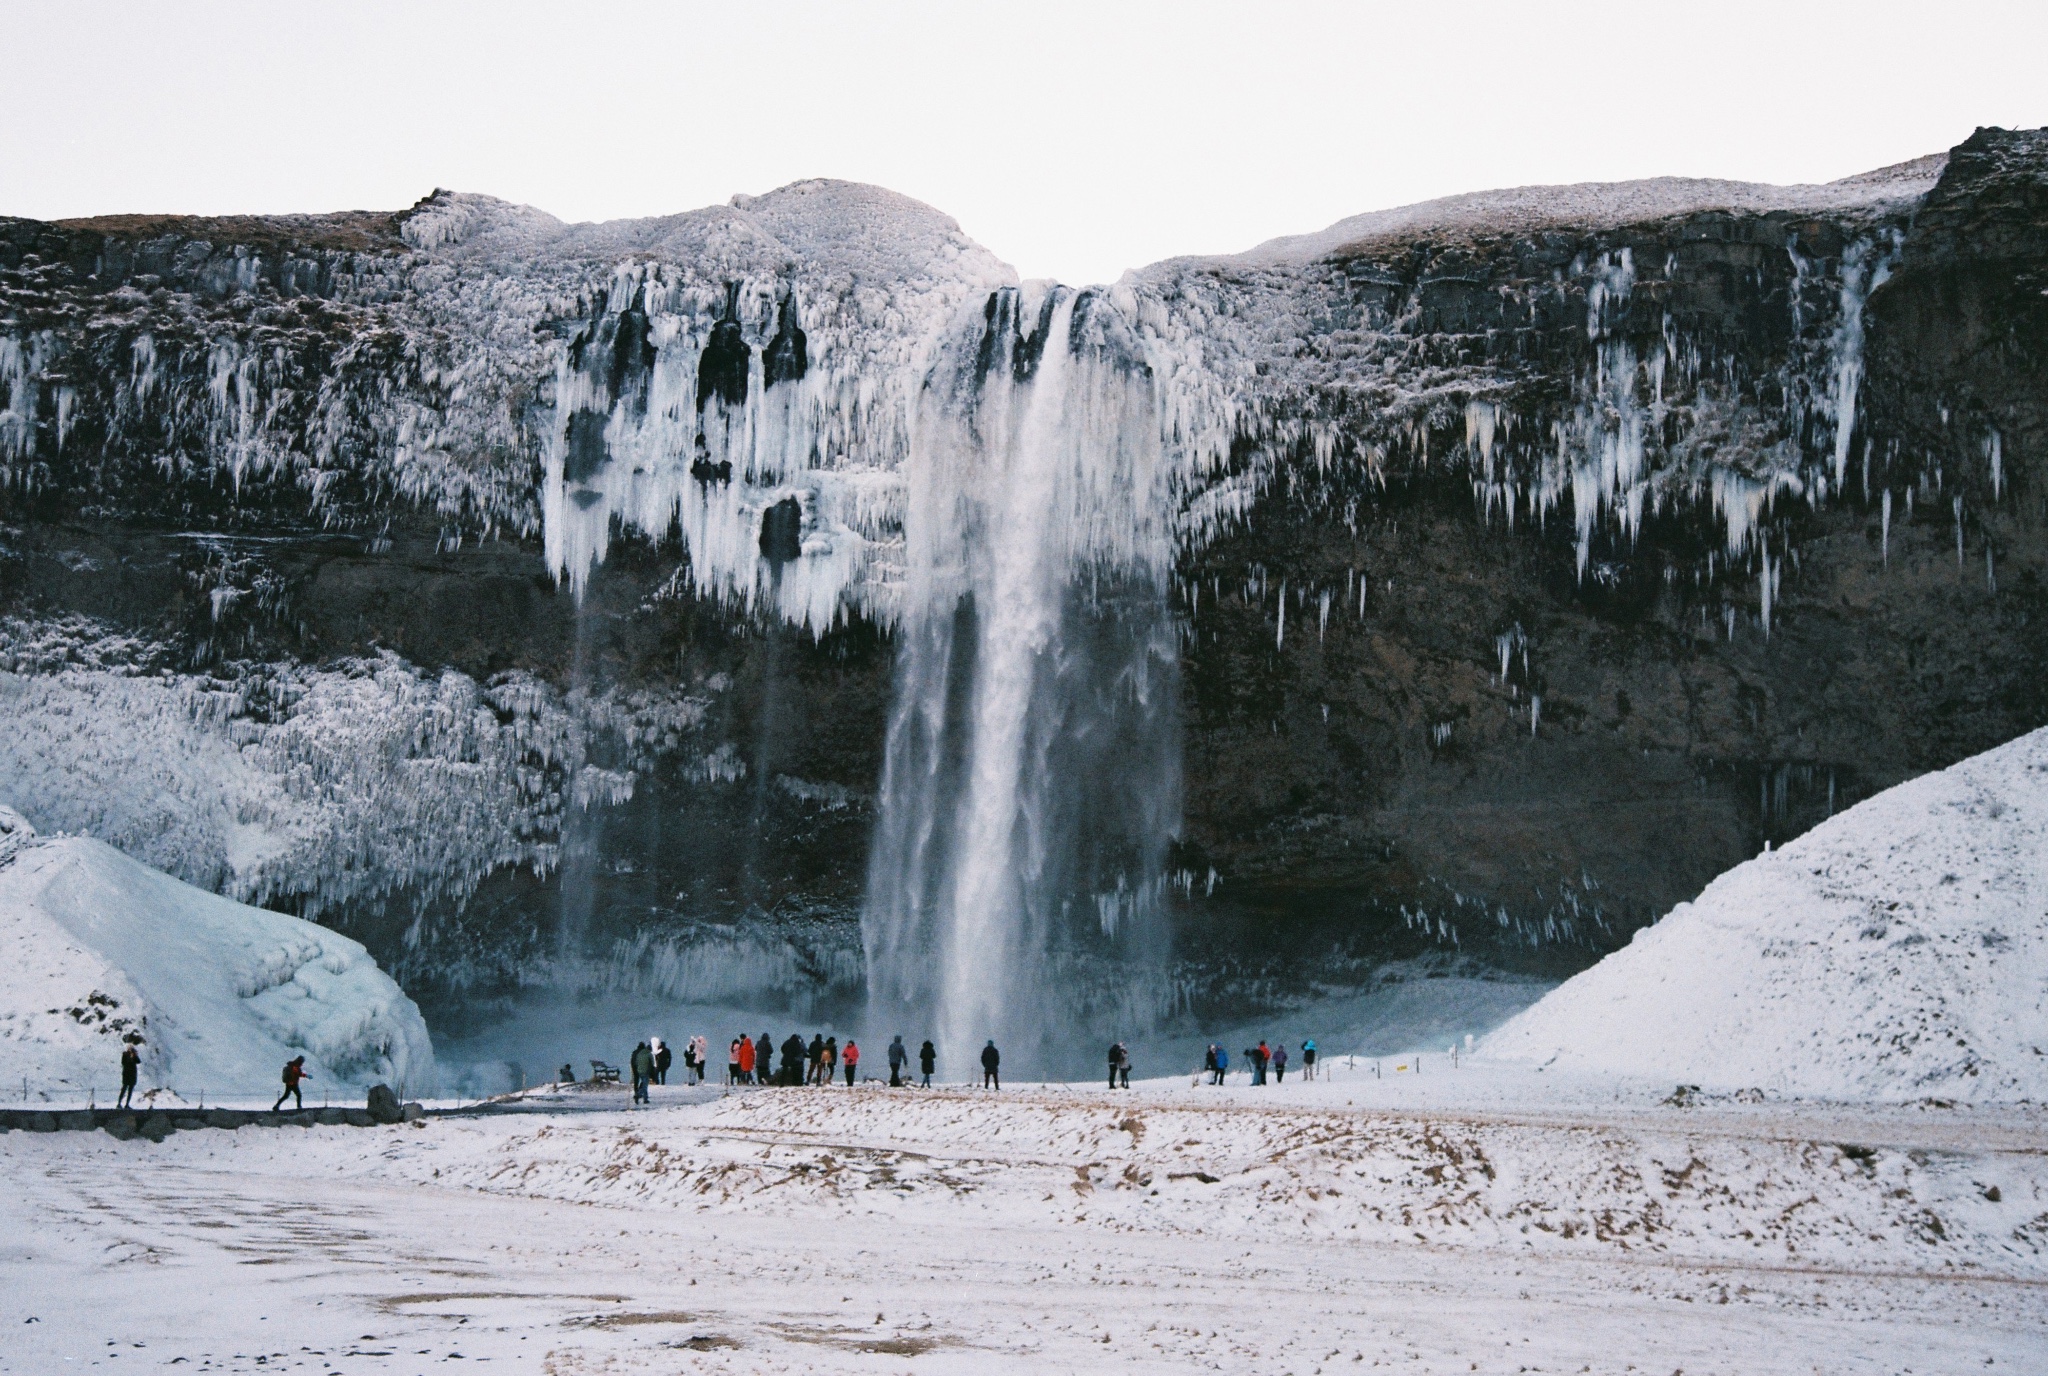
[862,284,1183,1072]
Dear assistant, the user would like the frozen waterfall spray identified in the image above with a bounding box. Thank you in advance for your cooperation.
[862,286,1185,1072]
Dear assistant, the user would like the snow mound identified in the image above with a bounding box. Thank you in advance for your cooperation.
[1484,727,2048,1102]
[1236,154,1947,265]
[0,816,434,1100]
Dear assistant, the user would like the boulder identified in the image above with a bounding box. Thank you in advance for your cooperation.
[102,1114,138,1140]
[55,1110,95,1131]
[400,1102,426,1123]
[203,1108,242,1129]
[314,1107,349,1125]
[366,1083,403,1124]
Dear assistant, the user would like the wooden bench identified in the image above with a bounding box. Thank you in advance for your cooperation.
[588,1060,622,1084]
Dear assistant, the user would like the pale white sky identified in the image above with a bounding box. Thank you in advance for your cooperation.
[5,1,2044,284]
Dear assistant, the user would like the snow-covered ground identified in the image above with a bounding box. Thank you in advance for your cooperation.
[4,1072,2042,1374]
[0,808,433,1101]
[1487,725,2048,1102]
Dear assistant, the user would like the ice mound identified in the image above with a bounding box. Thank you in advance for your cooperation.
[0,808,434,1101]
[1484,727,2048,1102]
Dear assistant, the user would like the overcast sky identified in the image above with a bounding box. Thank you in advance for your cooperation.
[6,1,2044,284]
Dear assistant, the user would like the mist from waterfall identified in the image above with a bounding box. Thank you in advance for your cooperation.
[861,285,1185,1073]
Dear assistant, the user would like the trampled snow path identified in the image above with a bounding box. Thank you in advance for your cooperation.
[4,1080,2043,1374]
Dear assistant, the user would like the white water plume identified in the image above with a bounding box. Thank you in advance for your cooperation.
[862,285,1186,1069]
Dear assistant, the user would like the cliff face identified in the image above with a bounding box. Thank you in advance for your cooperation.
[2,132,2043,1021]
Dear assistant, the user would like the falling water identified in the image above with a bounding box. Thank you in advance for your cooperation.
[862,285,1183,1071]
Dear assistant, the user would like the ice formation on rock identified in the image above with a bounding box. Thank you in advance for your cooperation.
[1484,727,2048,1101]
[0,810,434,1098]
[0,616,714,931]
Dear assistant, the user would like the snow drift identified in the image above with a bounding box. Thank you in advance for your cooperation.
[0,805,434,1099]
[1484,727,2048,1102]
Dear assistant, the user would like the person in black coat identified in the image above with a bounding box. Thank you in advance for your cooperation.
[918,1040,936,1087]
[117,1043,140,1108]
[780,1033,806,1086]
[980,1040,1000,1090]
[756,1033,773,1086]
[652,1039,672,1085]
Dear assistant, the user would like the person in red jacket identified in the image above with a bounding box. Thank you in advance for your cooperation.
[841,1039,859,1086]
[737,1033,757,1085]
[272,1055,309,1111]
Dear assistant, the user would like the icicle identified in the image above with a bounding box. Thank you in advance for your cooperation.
[1880,489,1891,568]
[1954,495,1965,568]
[1276,593,1286,649]
[1530,696,1541,736]
[1986,429,2003,501]
[1759,534,1773,639]
[1318,588,1331,642]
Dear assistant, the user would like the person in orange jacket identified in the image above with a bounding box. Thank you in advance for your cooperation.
[841,1038,859,1086]
[272,1055,309,1111]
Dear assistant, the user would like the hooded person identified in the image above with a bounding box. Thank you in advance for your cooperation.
[980,1040,1000,1090]
[887,1035,908,1087]
[651,1037,671,1085]
[918,1039,936,1087]
[781,1033,807,1086]
[629,1041,655,1104]
[271,1055,309,1112]
[757,1033,775,1084]
[117,1042,141,1108]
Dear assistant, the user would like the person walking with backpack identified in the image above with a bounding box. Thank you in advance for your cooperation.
[842,1038,860,1086]
[117,1043,140,1109]
[919,1039,936,1087]
[887,1035,908,1087]
[981,1040,1000,1089]
[272,1055,309,1112]
[630,1041,655,1104]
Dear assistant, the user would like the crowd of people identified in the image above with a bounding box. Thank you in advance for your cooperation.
[601,1032,949,1098]
[577,1033,1323,1100]
[1202,1038,1317,1085]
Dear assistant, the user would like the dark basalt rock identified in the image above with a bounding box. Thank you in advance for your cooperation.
[762,292,807,387]
[697,282,752,412]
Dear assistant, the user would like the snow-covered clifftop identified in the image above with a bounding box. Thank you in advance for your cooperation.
[1484,727,2048,1101]
[0,807,434,1099]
